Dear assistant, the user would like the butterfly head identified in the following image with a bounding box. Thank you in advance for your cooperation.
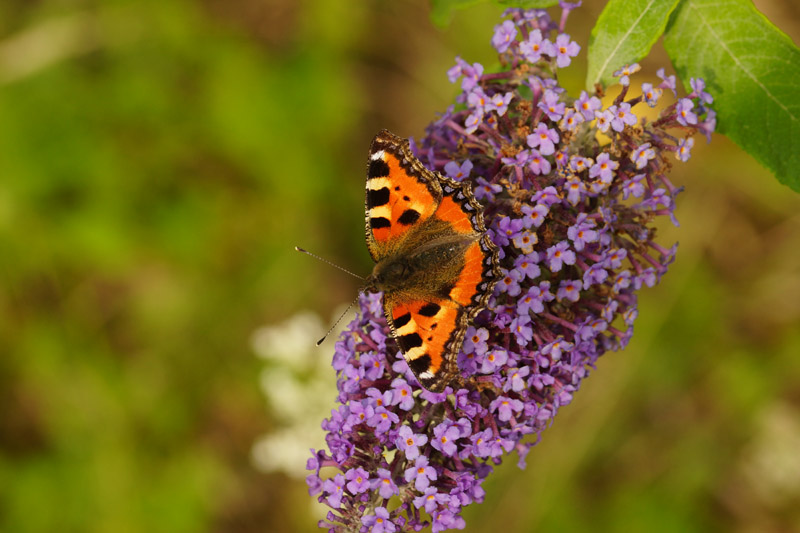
[364,256,413,294]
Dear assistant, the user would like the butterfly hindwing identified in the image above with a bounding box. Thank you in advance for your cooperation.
[386,298,459,391]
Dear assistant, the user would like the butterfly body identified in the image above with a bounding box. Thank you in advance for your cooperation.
[363,130,500,392]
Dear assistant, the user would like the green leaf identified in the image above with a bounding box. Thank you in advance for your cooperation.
[664,0,800,191]
[586,0,680,89]
[430,0,489,27]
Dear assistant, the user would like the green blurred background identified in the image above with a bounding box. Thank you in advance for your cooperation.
[1,1,799,532]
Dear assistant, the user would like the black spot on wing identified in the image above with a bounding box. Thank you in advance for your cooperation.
[368,158,390,178]
[397,332,423,352]
[418,303,441,317]
[392,313,411,329]
[367,187,390,208]
[407,353,431,375]
[398,209,421,226]
[370,217,391,230]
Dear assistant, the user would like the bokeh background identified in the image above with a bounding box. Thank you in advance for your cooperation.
[1,1,799,532]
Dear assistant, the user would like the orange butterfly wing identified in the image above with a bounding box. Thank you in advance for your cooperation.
[364,130,499,391]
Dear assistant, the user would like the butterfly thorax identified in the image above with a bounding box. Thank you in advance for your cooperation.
[365,233,477,297]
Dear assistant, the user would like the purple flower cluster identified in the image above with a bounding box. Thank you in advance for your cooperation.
[307,4,715,532]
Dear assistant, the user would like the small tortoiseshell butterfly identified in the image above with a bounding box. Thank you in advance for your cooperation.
[363,130,500,392]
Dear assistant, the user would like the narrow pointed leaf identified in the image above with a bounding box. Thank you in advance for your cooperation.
[587,0,680,89]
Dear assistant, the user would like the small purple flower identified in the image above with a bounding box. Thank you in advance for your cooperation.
[413,487,449,514]
[404,456,438,491]
[521,203,548,228]
[657,67,677,96]
[345,400,373,431]
[490,396,524,422]
[631,143,656,170]
[362,506,396,533]
[390,378,415,411]
[510,313,534,345]
[582,262,608,287]
[613,63,640,86]
[470,428,494,457]
[542,337,573,361]
[532,185,562,207]
[494,215,524,247]
[444,159,473,180]
[699,108,717,142]
[496,267,523,296]
[527,122,560,155]
[553,33,580,67]
[528,149,552,175]
[569,155,592,173]
[373,469,399,499]
[480,348,509,374]
[322,473,346,508]
[575,90,602,120]
[622,173,646,199]
[676,137,694,162]
[474,177,503,202]
[463,326,489,355]
[546,241,576,272]
[448,57,484,92]
[519,29,554,62]
[367,406,400,433]
[611,102,637,132]
[504,366,530,392]
[567,215,598,251]
[432,422,462,456]
[676,98,698,125]
[366,387,393,409]
[641,82,663,107]
[467,88,490,113]
[589,152,618,183]
[432,509,465,533]
[557,278,582,302]
[613,270,632,292]
[538,89,566,120]
[345,467,371,494]
[488,91,514,116]
[492,20,518,53]
[502,148,531,168]
[594,108,614,133]
[514,253,541,279]
[564,177,586,206]
[512,229,538,254]
[306,455,322,495]
[517,284,547,315]
[604,247,627,269]
[560,108,584,131]
[396,425,428,460]
[690,77,714,104]
[635,267,658,289]
[465,111,483,134]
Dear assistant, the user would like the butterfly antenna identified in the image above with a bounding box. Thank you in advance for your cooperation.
[294,246,365,281]
[316,292,360,346]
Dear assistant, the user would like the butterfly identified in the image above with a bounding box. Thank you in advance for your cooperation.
[363,130,500,392]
